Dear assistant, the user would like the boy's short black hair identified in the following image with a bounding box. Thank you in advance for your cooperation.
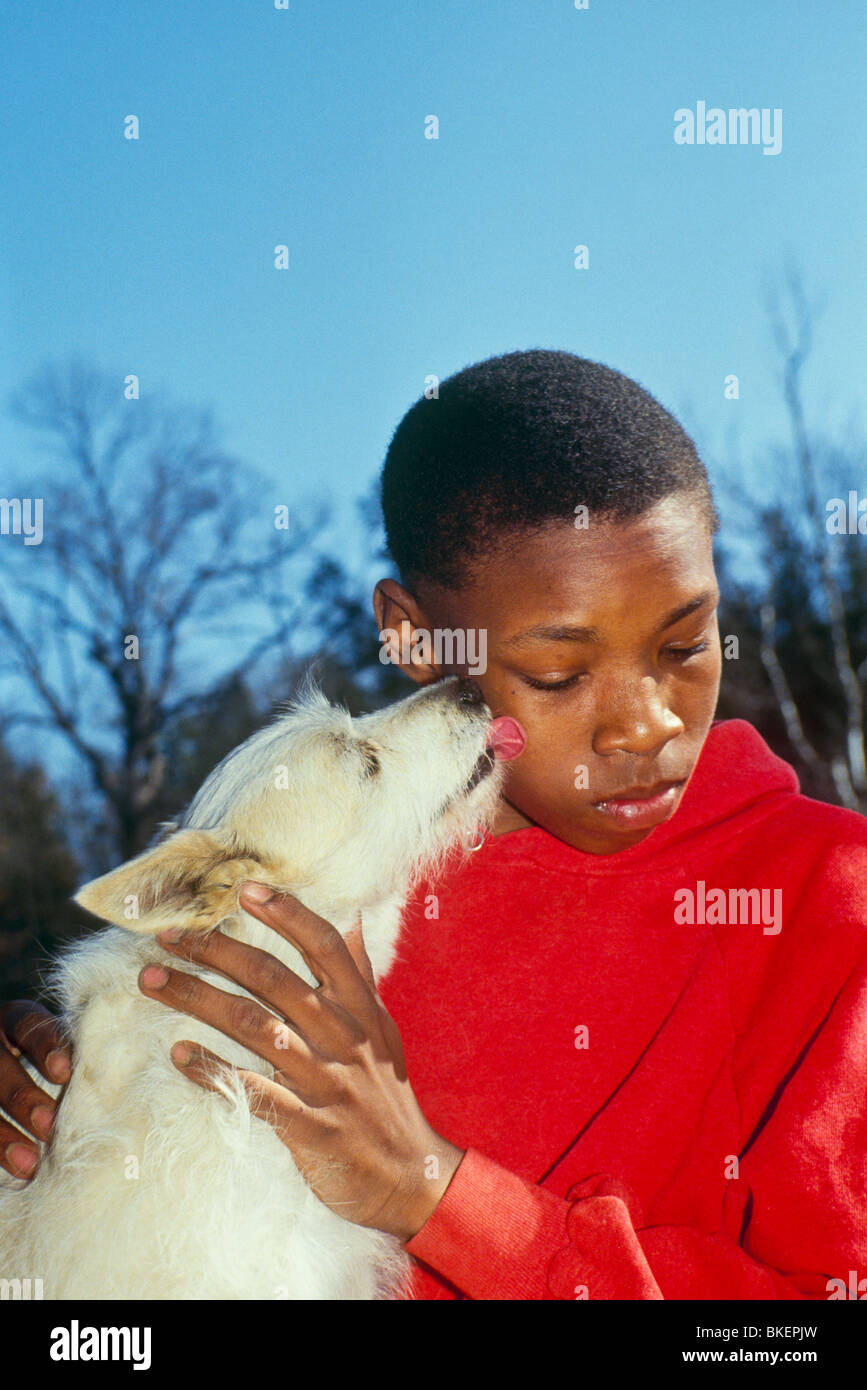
[380,348,719,593]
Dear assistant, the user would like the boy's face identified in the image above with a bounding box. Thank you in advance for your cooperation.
[375,492,722,855]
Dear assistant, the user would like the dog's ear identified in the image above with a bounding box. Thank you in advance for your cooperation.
[75,828,278,934]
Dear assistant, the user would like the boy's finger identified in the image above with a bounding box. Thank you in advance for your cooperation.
[239,885,376,1017]
[0,1000,72,1083]
[343,915,378,996]
[0,1115,42,1179]
[0,1041,59,1168]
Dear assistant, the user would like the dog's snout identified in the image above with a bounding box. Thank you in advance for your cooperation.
[456,677,485,708]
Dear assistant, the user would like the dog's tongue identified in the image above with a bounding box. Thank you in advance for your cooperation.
[485,716,527,761]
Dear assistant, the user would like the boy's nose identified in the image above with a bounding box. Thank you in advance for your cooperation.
[593,683,684,758]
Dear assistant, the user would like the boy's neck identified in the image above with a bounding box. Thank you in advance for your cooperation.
[490,797,536,837]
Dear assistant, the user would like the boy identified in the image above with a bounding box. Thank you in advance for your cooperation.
[2,349,866,1300]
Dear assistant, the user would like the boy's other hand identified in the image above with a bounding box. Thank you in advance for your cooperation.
[0,1000,71,1179]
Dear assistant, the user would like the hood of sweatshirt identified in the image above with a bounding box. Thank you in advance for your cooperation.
[485,718,801,875]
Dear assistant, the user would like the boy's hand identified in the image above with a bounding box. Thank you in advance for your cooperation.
[140,885,464,1242]
[0,1001,71,1178]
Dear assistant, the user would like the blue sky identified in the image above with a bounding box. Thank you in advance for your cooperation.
[1,0,864,590]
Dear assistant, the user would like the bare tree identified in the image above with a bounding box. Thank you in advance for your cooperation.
[715,270,866,812]
[760,271,866,809]
[0,360,319,859]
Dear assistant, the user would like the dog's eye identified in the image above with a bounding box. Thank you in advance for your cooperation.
[357,740,381,777]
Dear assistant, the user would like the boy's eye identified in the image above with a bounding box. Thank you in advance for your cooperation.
[519,672,586,692]
[665,641,710,661]
[519,640,711,692]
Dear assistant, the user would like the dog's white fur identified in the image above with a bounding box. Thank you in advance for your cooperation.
[0,677,504,1299]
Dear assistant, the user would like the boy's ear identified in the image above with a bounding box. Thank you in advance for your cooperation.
[74,828,278,934]
[372,579,442,685]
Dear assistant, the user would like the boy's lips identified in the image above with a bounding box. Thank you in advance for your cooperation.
[592,779,686,829]
[485,716,527,761]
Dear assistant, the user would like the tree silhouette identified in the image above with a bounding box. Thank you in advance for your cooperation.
[715,271,866,811]
[0,360,319,862]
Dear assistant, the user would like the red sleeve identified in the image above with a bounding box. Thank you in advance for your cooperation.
[405,1148,664,1299]
[405,952,867,1301]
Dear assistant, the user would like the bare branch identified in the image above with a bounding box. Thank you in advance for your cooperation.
[762,270,866,796]
[758,603,824,775]
[0,596,113,795]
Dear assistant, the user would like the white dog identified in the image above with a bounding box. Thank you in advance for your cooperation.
[0,676,512,1299]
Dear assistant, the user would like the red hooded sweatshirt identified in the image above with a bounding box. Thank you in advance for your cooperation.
[377,718,867,1300]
